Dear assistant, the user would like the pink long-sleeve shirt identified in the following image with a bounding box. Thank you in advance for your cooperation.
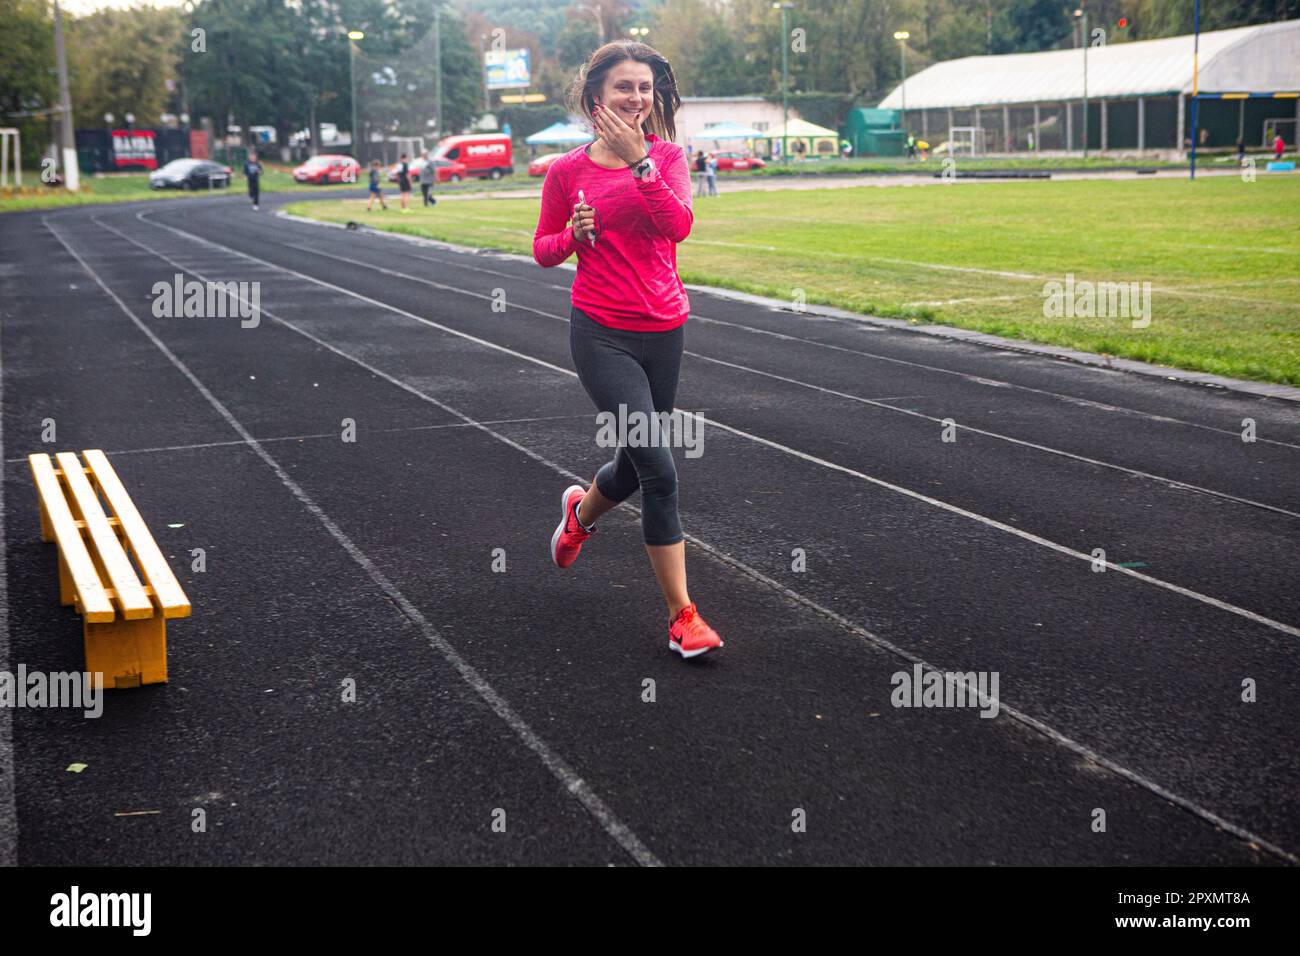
[532,132,693,332]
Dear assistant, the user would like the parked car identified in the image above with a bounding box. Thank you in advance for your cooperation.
[528,153,566,177]
[387,157,468,184]
[713,152,765,171]
[292,154,361,185]
[149,159,232,190]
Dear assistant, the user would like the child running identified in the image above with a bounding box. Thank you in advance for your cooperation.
[366,160,387,211]
[533,40,724,659]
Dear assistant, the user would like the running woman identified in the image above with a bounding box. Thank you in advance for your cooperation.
[533,40,723,659]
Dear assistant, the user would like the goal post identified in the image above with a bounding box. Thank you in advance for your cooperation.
[0,128,21,187]
[1263,118,1296,148]
[948,126,983,156]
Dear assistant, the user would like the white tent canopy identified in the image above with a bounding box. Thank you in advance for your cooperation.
[525,122,593,145]
[878,20,1300,110]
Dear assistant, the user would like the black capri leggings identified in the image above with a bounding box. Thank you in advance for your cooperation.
[569,305,685,546]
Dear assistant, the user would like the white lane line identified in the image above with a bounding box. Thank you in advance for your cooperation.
[270,213,1300,452]
[686,313,1300,453]
[0,301,17,866]
[687,353,1300,520]
[902,295,1028,307]
[814,251,1296,308]
[124,209,1300,641]
[255,229,1300,520]
[1,414,603,465]
[47,215,663,868]
[102,210,1298,863]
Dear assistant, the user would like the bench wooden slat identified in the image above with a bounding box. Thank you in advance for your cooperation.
[83,449,191,619]
[54,452,153,620]
[28,454,116,623]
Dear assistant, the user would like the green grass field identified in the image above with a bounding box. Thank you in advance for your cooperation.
[287,173,1300,386]
[745,154,1191,176]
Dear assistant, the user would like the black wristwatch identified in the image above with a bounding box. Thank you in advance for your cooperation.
[629,155,656,180]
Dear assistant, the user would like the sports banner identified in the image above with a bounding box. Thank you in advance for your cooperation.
[112,129,157,169]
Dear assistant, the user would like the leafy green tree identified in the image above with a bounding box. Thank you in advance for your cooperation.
[69,5,186,128]
[0,0,56,168]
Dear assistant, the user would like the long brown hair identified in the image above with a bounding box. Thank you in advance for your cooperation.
[566,41,682,143]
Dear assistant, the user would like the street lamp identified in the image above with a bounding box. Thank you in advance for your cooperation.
[1074,8,1088,157]
[773,2,793,164]
[348,30,365,163]
[628,26,649,38]
[893,31,910,120]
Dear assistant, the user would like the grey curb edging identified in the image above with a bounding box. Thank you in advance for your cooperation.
[275,209,1300,405]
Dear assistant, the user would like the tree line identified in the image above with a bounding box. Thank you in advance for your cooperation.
[2,0,1295,167]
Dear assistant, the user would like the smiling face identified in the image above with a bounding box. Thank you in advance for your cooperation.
[596,60,655,132]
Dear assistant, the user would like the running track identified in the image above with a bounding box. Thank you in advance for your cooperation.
[1,189,1297,866]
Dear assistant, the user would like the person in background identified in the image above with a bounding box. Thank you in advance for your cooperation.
[244,150,263,209]
[792,137,806,162]
[419,151,437,207]
[906,133,917,159]
[1237,138,1246,165]
[366,159,387,211]
[396,153,413,213]
[705,150,718,196]
[1275,132,1286,160]
[840,138,852,159]
[693,149,707,196]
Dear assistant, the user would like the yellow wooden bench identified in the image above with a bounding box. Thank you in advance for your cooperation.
[28,449,190,689]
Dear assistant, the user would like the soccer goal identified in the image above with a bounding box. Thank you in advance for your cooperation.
[948,126,984,156]
[0,128,21,187]
[1263,118,1296,148]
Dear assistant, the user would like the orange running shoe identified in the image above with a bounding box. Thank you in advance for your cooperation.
[668,603,724,658]
[550,484,594,568]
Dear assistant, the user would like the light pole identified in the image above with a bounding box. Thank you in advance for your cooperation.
[1074,8,1088,158]
[53,0,78,189]
[893,31,910,125]
[774,2,792,164]
[628,26,649,39]
[348,30,365,162]
[480,34,490,116]
[433,6,443,142]
[1190,0,1202,179]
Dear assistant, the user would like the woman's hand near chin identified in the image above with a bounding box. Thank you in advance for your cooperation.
[592,101,648,165]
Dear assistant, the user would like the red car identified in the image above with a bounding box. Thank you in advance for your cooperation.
[528,153,566,177]
[292,154,361,184]
[386,157,468,184]
[712,151,765,171]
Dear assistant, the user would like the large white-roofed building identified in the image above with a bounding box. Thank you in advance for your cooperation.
[876,20,1300,156]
